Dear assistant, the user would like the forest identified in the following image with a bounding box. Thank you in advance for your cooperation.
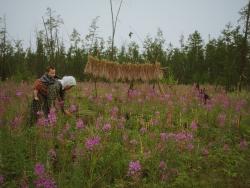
[0,2,249,91]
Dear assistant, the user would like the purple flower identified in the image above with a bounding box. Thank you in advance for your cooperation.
[76,119,85,129]
[222,98,230,108]
[11,116,22,128]
[85,136,100,151]
[117,117,125,129]
[202,148,209,156]
[48,108,57,125]
[190,121,198,131]
[128,160,141,176]
[187,143,194,151]
[110,106,119,118]
[37,117,49,126]
[0,175,4,184]
[105,93,113,101]
[140,127,147,134]
[34,163,45,176]
[69,104,78,113]
[205,100,214,111]
[223,144,229,152]
[175,131,193,142]
[95,116,103,129]
[16,90,23,96]
[34,176,56,188]
[58,100,64,107]
[160,133,168,141]
[239,139,248,150]
[235,99,246,113]
[151,118,159,126]
[102,123,111,132]
[37,111,44,116]
[159,161,167,170]
[217,113,226,127]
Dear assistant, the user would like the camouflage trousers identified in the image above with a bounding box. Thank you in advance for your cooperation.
[28,94,49,125]
[28,83,60,125]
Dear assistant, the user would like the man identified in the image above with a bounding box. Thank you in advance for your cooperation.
[33,66,57,100]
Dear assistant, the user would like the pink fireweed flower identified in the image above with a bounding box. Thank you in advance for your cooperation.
[150,118,159,126]
[222,98,230,108]
[37,111,44,116]
[117,117,126,129]
[62,123,70,134]
[85,136,100,151]
[190,121,198,131]
[140,127,147,134]
[159,161,167,170]
[148,88,156,97]
[128,160,141,176]
[11,116,22,128]
[76,119,85,129]
[128,89,138,98]
[37,117,49,126]
[0,93,9,101]
[15,90,23,96]
[48,108,57,125]
[187,143,194,151]
[102,123,111,132]
[105,93,113,101]
[69,104,78,113]
[155,111,160,116]
[34,176,56,188]
[160,133,168,141]
[223,144,229,152]
[160,132,176,142]
[58,100,64,107]
[202,148,209,156]
[34,163,45,176]
[217,113,226,127]
[235,99,247,113]
[110,106,119,118]
[239,139,248,150]
[205,100,214,111]
[0,175,4,185]
[174,131,193,142]
[95,116,103,129]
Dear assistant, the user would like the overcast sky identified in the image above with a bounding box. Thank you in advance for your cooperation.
[0,0,248,50]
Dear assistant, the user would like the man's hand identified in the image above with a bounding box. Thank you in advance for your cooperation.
[34,96,39,101]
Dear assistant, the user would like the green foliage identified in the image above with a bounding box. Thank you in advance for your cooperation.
[0,5,250,88]
[0,82,250,187]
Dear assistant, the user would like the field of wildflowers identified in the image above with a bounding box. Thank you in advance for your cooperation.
[0,81,249,187]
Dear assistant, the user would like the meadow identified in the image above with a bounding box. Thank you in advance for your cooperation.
[0,81,249,187]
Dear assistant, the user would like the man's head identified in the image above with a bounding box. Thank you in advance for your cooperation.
[59,76,76,90]
[47,66,56,78]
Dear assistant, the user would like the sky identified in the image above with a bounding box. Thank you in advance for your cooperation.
[0,0,248,50]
